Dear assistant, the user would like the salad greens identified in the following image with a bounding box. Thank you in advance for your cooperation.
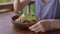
[20,14,37,23]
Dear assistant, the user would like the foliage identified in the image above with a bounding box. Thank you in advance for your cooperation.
[0,0,10,3]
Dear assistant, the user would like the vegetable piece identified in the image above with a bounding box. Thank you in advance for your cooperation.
[20,14,37,23]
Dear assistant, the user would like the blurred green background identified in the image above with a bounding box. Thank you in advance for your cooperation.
[0,0,10,3]
[0,0,35,15]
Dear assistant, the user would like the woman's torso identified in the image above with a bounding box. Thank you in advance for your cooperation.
[35,0,60,19]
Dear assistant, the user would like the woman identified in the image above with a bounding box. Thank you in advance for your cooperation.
[14,0,60,32]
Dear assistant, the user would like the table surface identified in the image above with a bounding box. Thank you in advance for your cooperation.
[0,11,60,34]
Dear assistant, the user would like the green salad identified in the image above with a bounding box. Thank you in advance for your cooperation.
[20,14,37,23]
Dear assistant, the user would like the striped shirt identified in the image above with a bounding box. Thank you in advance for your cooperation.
[35,0,60,19]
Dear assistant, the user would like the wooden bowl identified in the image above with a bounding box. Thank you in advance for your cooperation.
[11,15,36,30]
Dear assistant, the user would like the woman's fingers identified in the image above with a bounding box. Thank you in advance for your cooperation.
[29,21,45,32]
[29,21,40,29]
[29,23,45,32]
[29,22,40,31]
[33,25,43,32]
[29,20,52,32]
[29,25,41,32]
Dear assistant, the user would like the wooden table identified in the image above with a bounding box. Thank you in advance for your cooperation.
[0,11,60,34]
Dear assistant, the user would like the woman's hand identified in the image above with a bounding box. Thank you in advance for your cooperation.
[29,19,60,32]
[14,0,31,15]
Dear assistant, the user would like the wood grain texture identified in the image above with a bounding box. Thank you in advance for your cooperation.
[0,11,60,34]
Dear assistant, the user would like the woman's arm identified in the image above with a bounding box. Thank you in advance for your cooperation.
[29,19,60,32]
[14,0,31,14]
